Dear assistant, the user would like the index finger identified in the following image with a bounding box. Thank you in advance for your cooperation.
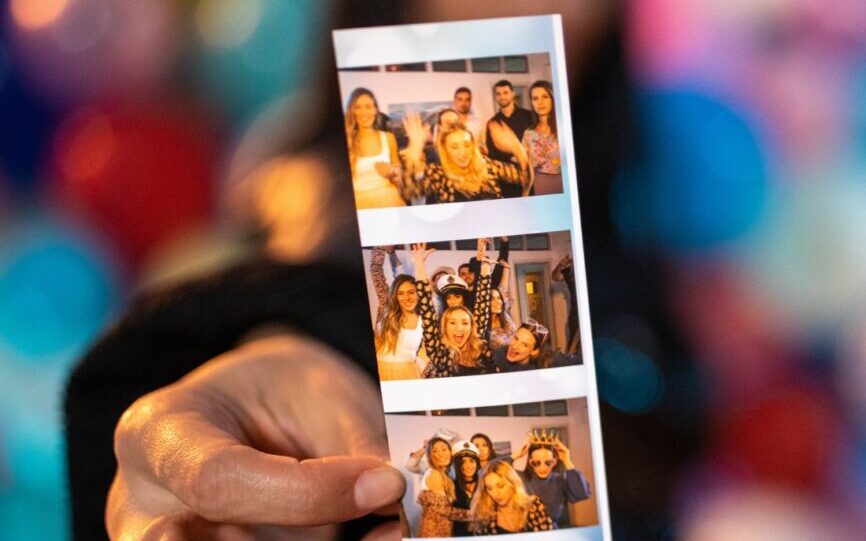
[120,407,404,527]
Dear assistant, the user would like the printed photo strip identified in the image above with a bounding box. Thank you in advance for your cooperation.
[335,16,610,540]
[339,53,563,210]
[362,232,581,383]
[388,398,599,537]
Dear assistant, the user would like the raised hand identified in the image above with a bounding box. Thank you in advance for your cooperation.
[488,121,526,163]
[411,242,435,280]
[402,112,430,165]
[553,436,574,469]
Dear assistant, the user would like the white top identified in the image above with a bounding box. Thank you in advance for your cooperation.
[354,131,392,191]
[377,316,423,364]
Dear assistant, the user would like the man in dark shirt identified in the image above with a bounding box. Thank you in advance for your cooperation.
[485,79,534,198]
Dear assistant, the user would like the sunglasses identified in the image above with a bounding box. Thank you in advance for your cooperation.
[530,459,557,468]
[523,318,549,341]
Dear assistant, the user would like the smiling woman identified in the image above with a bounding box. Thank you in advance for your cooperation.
[344,87,405,209]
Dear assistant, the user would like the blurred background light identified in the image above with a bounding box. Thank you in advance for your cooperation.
[9,0,70,31]
[0,217,120,361]
[681,486,859,541]
[50,101,219,269]
[193,0,332,122]
[594,337,665,414]
[743,172,866,335]
[612,90,768,252]
[6,0,179,106]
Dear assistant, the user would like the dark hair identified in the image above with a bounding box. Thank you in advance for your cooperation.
[526,443,560,478]
[493,80,513,90]
[528,80,557,137]
[515,322,552,368]
[458,263,471,273]
[437,108,459,127]
[470,433,497,461]
[453,453,481,509]
[454,86,472,97]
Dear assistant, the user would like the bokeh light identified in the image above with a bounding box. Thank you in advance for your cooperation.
[681,486,859,541]
[51,101,219,268]
[0,217,119,361]
[594,337,665,413]
[193,0,331,121]
[7,0,179,106]
[612,90,768,252]
[714,385,840,490]
[743,172,866,334]
[9,0,70,31]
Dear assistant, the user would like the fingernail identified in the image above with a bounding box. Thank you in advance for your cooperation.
[354,467,405,511]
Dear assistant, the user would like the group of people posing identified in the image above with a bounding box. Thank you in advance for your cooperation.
[405,430,591,536]
[346,79,563,209]
[371,238,580,381]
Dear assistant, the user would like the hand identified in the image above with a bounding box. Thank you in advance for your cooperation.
[411,243,435,280]
[402,112,429,162]
[512,436,530,461]
[487,121,525,164]
[374,162,392,178]
[108,335,405,541]
[552,437,574,469]
[476,238,490,260]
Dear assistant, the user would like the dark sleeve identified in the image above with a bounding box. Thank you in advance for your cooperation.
[563,468,592,502]
[468,238,507,288]
[416,279,452,377]
[64,257,378,541]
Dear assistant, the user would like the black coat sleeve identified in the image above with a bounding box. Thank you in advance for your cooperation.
[64,257,379,540]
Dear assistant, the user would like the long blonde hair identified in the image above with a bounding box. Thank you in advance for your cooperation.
[440,305,485,368]
[375,274,417,355]
[437,123,489,194]
[345,87,379,176]
[471,461,533,524]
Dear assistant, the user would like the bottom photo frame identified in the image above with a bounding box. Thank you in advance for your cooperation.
[387,397,599,538]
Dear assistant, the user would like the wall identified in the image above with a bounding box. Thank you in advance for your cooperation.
[337,53,553,122]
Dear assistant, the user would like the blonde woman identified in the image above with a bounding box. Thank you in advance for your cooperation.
[471,461,554,534]
[345,87,404,209]
[411,240,495,377]
[402,113,533,203]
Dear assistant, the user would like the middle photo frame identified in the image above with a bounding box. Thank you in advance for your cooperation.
[362,230,588,413]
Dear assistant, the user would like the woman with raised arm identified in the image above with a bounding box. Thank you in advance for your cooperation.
[412,240,495,377]
[487,260,517,350]
[345,87,405,209]
[471,460,554,534]
[370,247,424,380]
[522,80,562,196]
[402,112,534,204]
[512,431,592,528]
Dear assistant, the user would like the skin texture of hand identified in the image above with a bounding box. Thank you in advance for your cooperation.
[107,334,405,541]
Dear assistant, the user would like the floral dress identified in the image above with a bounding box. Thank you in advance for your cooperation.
[416,274,494,377]
[417,158,527,203]
[417,490,473,537]
[474,495,554,534]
